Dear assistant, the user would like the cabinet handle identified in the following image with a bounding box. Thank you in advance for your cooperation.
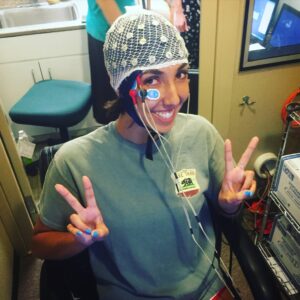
[239,96,256,106]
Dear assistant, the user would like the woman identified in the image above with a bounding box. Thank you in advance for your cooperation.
[169,0,200,69]
[86,0,136,124]
[32,10,258,299]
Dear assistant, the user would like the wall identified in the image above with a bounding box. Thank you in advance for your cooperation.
[199,0,300,166]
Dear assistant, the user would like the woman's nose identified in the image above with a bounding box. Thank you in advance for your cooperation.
[162,81,181,106]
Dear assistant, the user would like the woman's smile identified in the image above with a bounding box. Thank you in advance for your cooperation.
[151,108,176,122]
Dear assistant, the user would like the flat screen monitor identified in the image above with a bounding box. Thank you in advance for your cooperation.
[240,0,300,70]
[269,4,300,48]
[251,0,277,44]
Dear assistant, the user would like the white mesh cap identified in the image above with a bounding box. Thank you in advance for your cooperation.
[103,9,189,91]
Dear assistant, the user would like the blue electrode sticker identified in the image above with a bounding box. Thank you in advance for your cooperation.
[146,89,160,100]
[139,89,160,101]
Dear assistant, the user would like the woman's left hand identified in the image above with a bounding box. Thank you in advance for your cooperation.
[218,136,259,214]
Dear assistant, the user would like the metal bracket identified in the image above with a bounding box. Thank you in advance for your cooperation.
[239,96,256,106]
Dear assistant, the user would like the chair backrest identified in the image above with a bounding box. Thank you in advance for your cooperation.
[39,144,62,186]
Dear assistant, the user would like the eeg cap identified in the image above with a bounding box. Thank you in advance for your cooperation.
[103,9,189,92]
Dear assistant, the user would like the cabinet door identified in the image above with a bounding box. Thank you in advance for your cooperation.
[0,218,14,300]
[0,60,56,138]
[39,54,91,82]
[0,137,33,256]
[0,61,42,113]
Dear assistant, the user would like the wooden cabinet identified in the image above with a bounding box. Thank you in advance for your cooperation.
[0,29,97,139]
[0,103,35,256]
[0,218,14,300]
[0,137,33,255]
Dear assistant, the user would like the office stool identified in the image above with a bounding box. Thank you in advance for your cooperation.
[9,80,91,141]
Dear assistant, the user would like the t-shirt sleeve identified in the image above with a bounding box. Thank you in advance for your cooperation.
[38,152,81,231]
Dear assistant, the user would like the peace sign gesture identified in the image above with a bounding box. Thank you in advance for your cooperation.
[55,176,109,246]
[218,137,259,214]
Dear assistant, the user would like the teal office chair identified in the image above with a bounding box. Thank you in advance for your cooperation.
[9,80,91,141]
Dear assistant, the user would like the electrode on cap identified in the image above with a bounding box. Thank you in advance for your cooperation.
[254,152,278,178]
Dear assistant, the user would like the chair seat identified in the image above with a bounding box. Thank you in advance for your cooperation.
[9,80,91,128]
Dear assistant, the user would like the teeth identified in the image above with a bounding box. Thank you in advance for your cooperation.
[154,110,173,119]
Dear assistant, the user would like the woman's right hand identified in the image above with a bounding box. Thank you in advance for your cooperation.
[55,176,109,246]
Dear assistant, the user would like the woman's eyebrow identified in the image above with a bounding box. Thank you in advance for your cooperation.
[142,63,189,76]
[178,63,189,70]
[142,69,162,76]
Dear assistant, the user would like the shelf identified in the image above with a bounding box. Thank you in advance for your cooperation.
[257,242,299,297]
[270,192,300,234]
[257,111,300,299]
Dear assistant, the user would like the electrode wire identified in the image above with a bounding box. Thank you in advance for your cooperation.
[142,94,191,171]
[141,96,231,268]
[134,100,237,295]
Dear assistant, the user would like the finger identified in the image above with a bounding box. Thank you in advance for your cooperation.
[67,224,92,246]
[224,139,234,172]
[67,223,83,237]
[55,184,84,213]
[237,136,259,169]
[92,222,109,241]
[82,176,97,208]
[240,170,255,190]
[82,176,105,222]
[69,213,92,235]
[243,180,256,199]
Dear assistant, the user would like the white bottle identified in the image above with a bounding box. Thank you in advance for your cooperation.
[17,130,35,163]
[18,130,29,143]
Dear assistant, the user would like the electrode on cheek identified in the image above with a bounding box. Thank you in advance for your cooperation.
[130,77,160,102]
[138,89,160,101]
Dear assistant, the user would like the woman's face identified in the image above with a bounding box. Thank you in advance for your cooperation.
[135,63,190,134]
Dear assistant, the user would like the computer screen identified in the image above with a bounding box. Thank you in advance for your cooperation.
[269,4,300,48]
[251,0,277,43]
[240,1,300,70]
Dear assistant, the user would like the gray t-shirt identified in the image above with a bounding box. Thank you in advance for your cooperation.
[39,113,225,300]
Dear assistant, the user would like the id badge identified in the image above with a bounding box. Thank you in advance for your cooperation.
[171,169,200,198]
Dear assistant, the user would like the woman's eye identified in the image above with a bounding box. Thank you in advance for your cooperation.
[177,71,188,80]
[143,77,159,86]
